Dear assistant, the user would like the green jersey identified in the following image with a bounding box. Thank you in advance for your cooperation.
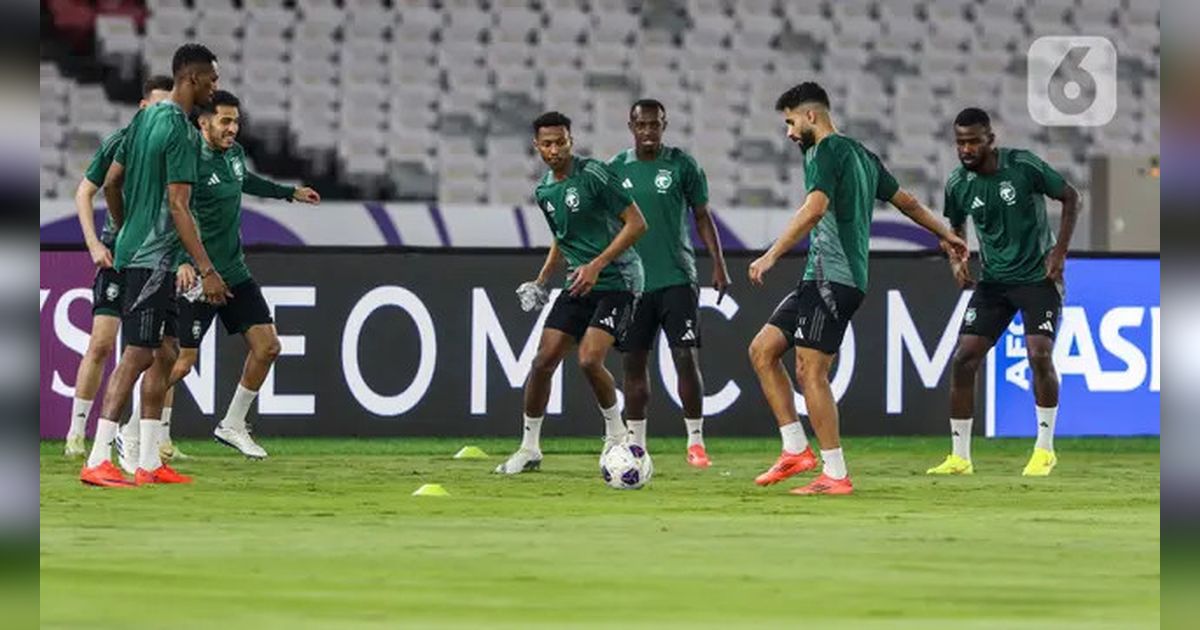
[943,148,1066,284]
[607,146,708,292]
[191,140,294,286]
[112,100,201,271]
[534,156,644,293]
[802,133,899,292]
[83,127,126,247]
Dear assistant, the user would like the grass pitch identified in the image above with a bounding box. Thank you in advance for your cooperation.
[40,436,1159,629]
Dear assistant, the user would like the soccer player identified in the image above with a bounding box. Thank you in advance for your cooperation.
[926,107,1080,477]
[495,111,647,474]
[747,82,967,495]
[606,98,730,467]
[64,75,173,458]
[161,90,320,459]
[79,43,228,487]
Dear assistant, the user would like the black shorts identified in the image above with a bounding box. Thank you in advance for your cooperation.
[120,267,177,348]
[91,267,124,317]
[961,279,1063,341]
[623,284,701,351]
[177,278,274,349]
[544,290,638,347]
[767,281,864,355]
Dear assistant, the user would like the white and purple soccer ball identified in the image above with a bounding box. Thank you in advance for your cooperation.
[600,443,654,490]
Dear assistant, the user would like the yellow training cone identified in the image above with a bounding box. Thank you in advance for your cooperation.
[412,484,450,497]
[453,446,489,459]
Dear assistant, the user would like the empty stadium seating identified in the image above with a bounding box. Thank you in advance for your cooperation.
[41,0,1159,210]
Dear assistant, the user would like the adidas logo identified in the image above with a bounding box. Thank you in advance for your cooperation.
[1038,320,1054,333]
[622,178,633,189]
[680,329,696,342]
[600,316,615,328]
[794,327,805,340]
[1039,422,1050,428]
[971,196,984,209]
[207,173,220,186]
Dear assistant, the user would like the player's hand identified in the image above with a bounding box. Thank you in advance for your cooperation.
[175,263,197,294]
[940,234,969,264]
[293,186,321,205]
[951,260,976,289]
[1045,247,1067,284]
[711,263,731,304]
[201,269,233,305]
[568,261,602,296]
[87,242,113,269]
[748,255,775,287]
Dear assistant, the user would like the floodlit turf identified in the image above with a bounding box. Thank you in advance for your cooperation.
[40,436,1159,629]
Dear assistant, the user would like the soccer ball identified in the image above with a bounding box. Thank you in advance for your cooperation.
[600,443,654,490]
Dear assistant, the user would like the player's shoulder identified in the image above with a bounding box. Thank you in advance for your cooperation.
[1003,146,1045,167]
[99,126,127,152]
[945,165,968,192]
[663,145,701,168]
[605,148,634,168]
[579,156,616,183]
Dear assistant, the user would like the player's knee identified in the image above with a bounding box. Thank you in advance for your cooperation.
[174,350,198,375]
[670,348,697,373]
[1027,345,1055,374]
[85,337,116,363]
[578,351,605,375]
[530,352,559,377]
[263,337,282,363]
[748,338,773,370]
[952,348,983,378]
[796,360,828,388]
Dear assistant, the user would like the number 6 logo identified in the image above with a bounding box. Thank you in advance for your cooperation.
[1027,36,1118,127]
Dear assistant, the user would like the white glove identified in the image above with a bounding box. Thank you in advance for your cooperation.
[180,279,205,303]
[516,281,549,312]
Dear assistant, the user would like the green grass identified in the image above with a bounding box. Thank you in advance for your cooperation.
[40,436,1160,629]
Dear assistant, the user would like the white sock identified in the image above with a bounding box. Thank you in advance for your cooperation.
[220,384,258,431]
[86,419,118,468]
[69,398,92,437]
[600,402,624,439]
[139,419,162,470]
[779,421,809,454]
[626,419,647,447]
[159,407,173,447]
[951,418,973,461]
[520,414,543,452]
[821,447,848,480]
[120,417,139,441]
[1035,405,1057,451]
[685,417,704,447]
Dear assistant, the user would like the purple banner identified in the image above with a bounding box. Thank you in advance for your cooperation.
[40,251,110,439]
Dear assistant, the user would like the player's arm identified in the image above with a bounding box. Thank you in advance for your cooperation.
[75,177,111,268]
[535,240,564,285]
[243,170,320,205]
[748,191,828,286]
[569,202,647,296]
[693,203,731,302]
[888,189,968,261]
[1044,183,1080,284]
[101,161,125,233]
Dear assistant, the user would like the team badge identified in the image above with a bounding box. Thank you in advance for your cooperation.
[654,169,673,192]
[999,181,1017,206]
[564,187,580,210]
[105,282,119,301]
[192,320,202,340]
[964,307,977,324]
[231,158,244,180]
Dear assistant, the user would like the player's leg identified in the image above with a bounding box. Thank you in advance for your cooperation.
[208,279,276,458]
[751,289,817,486]
[1015,281,1063,476]
[622,350,652,448]
[496,292,584,474]
[212,323,279,458]
[578,292,638,456]
[82,268,173,486]
[68,267,125,457]
[929,283,1012,475]
[786,283,863,496]
[661,285,708,466]
[620,289,657,451]
[65,314,119,457]
[132,336,180,482]
[118,338,178,474]
[157,348,196,461]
